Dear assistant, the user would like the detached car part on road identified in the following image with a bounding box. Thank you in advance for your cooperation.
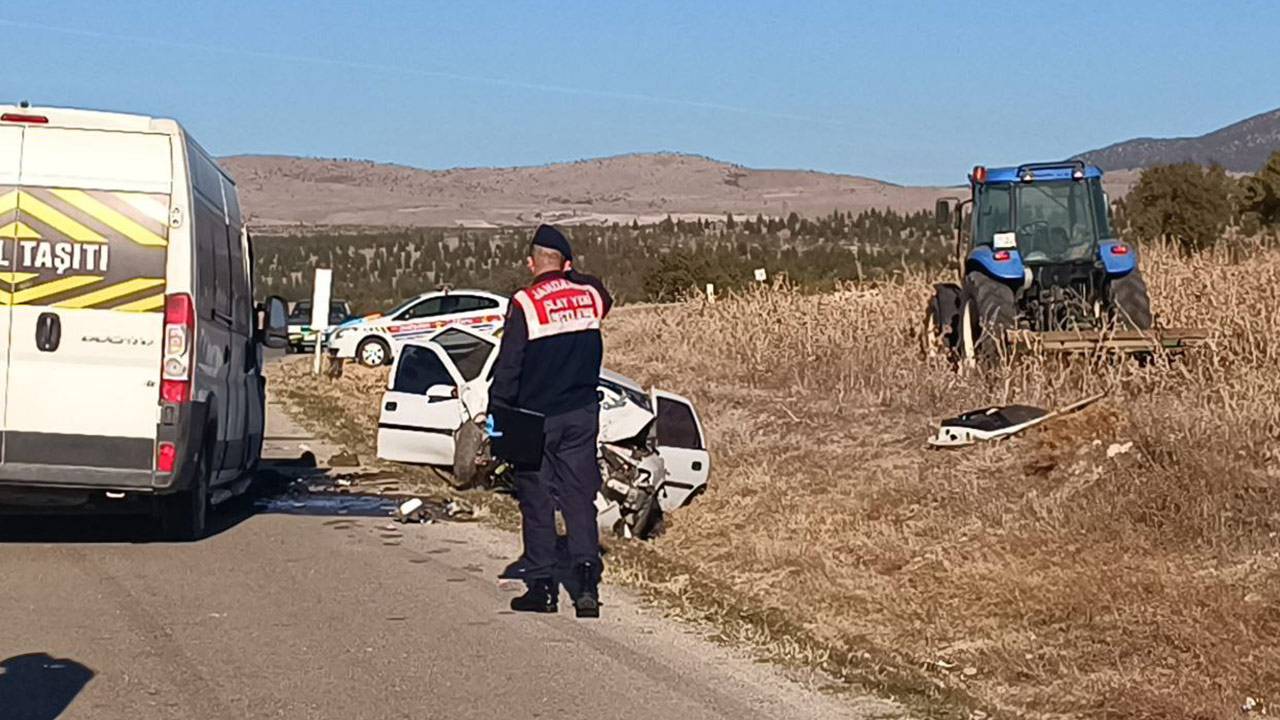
[327,290,507,368]
[375,326,709,539]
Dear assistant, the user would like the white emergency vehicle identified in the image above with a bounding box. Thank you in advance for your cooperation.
[0,105,288,538]
[327,289,506,367]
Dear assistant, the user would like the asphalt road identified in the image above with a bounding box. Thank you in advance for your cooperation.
[0,397,903,720]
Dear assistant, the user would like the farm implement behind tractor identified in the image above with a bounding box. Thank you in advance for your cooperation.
[924,161,1208,362]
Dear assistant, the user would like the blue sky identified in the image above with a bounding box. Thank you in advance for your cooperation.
[2,1,1276,184]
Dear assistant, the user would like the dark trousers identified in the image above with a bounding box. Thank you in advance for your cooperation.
[516,403,602,579]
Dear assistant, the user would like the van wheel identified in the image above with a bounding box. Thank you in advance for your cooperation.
[157,436,212,541]
[357,337,390,367]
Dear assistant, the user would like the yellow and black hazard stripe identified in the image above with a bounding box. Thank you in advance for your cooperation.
[0,186,169,312]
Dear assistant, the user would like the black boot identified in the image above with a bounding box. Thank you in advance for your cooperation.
[572,562,601,619]
[498,555,530,581]
[510,578,558,613]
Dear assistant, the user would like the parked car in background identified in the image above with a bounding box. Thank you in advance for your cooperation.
[328,289,506,367]
[287,299,352,353]
[375,325,709,539]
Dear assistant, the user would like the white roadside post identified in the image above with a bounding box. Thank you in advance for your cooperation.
[753,268,767,283]
[311,268,333,375]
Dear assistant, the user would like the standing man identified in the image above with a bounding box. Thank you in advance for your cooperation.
[489,225,612,618]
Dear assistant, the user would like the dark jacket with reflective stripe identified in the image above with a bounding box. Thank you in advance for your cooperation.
[489,270,612,417]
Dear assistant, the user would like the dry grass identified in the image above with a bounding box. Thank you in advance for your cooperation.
[271,242,1279,719]
[600,241,1280,719]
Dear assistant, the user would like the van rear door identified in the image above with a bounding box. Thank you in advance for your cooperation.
[3,126,171,479]
[0,123,22,460]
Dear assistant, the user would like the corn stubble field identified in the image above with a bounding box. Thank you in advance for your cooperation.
[276,242,1279,719]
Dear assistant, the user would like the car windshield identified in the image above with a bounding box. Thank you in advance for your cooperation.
[291,301,349,324]
[383,295,423,318]
[1014,180,1099,263]
[325,301,350,323]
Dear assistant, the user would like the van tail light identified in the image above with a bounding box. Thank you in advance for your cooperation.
[1,113,49,124]
[161,293,195,403]
[156,442,177,473]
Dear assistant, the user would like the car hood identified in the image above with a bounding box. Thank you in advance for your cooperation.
[335,314,382,329]
[599,368,645,396]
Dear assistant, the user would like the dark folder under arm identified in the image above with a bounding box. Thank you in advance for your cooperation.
[489,403,546,471]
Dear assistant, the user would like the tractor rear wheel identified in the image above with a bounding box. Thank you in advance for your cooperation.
[921,283,963,359]
[1107,272,1154,330]
[962,272,1017,362]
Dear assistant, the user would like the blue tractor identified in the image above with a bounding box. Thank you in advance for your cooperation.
[925,161,1199,361]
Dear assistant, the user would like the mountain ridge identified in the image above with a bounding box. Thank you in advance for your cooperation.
[221,152,952,228]
[1076,107,1280,172]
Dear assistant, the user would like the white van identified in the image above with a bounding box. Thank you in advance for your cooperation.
[0,105,287,538]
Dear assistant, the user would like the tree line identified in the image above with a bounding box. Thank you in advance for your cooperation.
[1115,149,1280,252]
[252,209,953,313]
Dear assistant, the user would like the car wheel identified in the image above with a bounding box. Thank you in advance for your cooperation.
[357,337,390,367]
[451,420,486,489]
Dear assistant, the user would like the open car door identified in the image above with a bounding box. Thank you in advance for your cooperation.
[650,389,710,511]
[429,325,501,420]
[376,325,502,466]
[376,342,469,465]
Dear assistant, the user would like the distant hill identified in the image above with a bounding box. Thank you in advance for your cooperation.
[1076,107,1280,172]
[220,153,956,228]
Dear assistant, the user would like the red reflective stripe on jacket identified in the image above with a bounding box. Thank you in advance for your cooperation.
[514,277,603,340]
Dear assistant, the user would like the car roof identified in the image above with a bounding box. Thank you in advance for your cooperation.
[406,289,506,300]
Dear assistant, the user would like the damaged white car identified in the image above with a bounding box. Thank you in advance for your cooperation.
[376,325,709,538]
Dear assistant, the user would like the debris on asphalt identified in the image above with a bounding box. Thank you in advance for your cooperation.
[394,498,433,524]
[441,499,488,522]
[928,392,1106,448]
[329,451,361,467]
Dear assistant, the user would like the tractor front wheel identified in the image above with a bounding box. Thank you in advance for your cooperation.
[962,272,1017,362]
[1107,272,1154,330]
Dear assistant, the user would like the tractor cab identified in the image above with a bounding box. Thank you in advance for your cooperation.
[924,160,1205,363]
[970,162,1112,266]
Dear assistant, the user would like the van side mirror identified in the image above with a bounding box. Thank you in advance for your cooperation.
[259,295,289,349]
[935,199,952,227]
